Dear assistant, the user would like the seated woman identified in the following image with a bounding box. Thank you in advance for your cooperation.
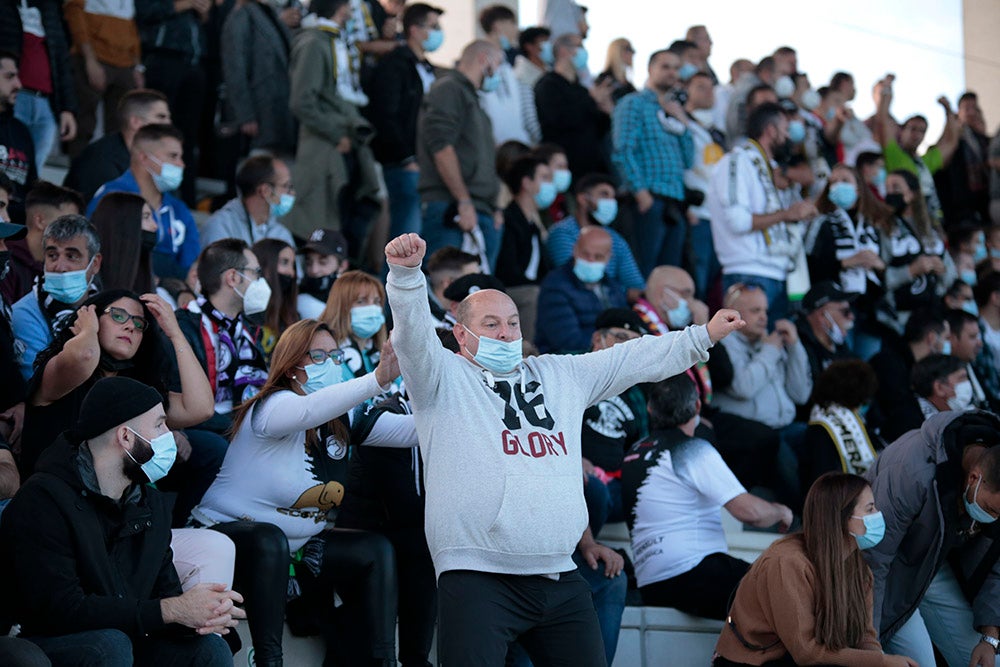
[805,164,892,359]
[799,360,880,499]
[252,238,300,360]
[321,270,390,382]
[714,473,917,667]
[193,319,408,667]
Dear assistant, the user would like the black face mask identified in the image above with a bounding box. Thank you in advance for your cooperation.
[0,250,9,282]
[140,230,158,252]
[300,274,334,299]
[99,350,136,373]
[278,273,296,294]
[885,193,907,215]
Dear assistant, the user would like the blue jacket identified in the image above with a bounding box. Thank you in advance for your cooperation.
[535,262,627,354]
[88,170,200,279]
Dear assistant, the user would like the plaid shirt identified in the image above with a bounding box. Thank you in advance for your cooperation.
[612,88,694,200]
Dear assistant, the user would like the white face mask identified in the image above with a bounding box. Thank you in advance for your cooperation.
[947,380,974,411]
[236,274,272,315]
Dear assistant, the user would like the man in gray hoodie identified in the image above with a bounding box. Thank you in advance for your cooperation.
[864,410,1000,667]
[384,232,746,665]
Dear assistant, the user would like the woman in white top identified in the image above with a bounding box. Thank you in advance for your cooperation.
[194,319,410,667]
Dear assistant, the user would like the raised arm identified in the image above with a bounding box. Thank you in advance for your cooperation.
[34,306,101,406]
[929,96,962,167]
[875,75,895,150]
[142,294,214,429]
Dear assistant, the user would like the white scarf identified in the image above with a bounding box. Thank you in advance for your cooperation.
[809,404,877,475]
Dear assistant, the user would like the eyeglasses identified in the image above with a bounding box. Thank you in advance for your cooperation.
[307,348,345,365]
[238,266,264,280]
[104,306,149,332]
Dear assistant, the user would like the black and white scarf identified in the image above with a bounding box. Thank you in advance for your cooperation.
[809,404,877,475]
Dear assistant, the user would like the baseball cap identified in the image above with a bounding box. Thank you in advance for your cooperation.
[802,281,855,312]
[594,307,648,335]
[0,221,27,241]
[443,273,506,302]
[299,228,347,258]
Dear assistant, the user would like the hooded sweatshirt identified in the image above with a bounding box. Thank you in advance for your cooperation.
[386,262,713,578]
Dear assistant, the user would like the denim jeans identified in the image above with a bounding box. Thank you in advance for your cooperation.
[583,475,623,539]
[421,200,501,270]
[26,629,232,667]
[633,195,687,276]
[14,92,58,172]
[384,166,422,238]
[722,273,789,323]
[689,217,721,300]
[884,564,997,667]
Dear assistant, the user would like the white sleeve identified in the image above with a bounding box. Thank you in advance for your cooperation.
[677,439,746,505]
[360,412,420,448]
[252,374,385,438]
[715,153,755,234]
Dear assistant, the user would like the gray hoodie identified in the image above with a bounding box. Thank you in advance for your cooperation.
[386,263,713,578]
[864,410,1000,641]
[200,197,296,249]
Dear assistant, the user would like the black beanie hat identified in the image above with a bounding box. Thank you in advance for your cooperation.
[71,377,164,442]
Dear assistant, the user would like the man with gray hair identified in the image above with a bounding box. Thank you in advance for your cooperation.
[11,214,101,379]
[417,39,504,268]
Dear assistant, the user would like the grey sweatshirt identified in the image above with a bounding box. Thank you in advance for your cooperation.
[386,263,714,578]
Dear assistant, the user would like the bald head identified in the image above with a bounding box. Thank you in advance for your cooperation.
[647,266,694,298]
[455,288,516,325]
[574,226,612,263]
[452,288,522,363]
[460,39,503,66]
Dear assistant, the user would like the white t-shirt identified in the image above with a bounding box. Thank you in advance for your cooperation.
[628,436,745,587]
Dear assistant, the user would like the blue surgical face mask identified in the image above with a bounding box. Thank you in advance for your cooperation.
[850,511,885,550]
[961,270,979,288]
[462,324,522,374]
[270,193,295,218]
[678,62,698,81]
[573,258,606,284]
[788,119,806,143]
[858,403,871,417]
[829,181,858,210]
[147,154,183,193]
[296,357,344,394]
[962,299,980,317]
[499,35,512,51]
[572,46,588,70]
[422,28,444,53]
[481,69,501,93]
[44,257,95,304]
[667,298,692,328]
[873,167,887,188]
[124,428,177,484]
[941,338,952,356]
[351,304,385,340]
[965,477,998,524]
[535,181,557,209]
[591,198,618,225]
[540,41,554,66]
[552,168,571,193]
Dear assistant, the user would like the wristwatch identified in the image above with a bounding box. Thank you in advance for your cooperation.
[980,634,1000,654]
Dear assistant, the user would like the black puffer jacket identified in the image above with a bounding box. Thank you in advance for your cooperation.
[0,0,78,114]
[0,434,181,637]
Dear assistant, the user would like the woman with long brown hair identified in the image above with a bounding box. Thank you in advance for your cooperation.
[90,192,158,295]
[714,473,917,666]
[320,270,389,382]
[193,319,410,667]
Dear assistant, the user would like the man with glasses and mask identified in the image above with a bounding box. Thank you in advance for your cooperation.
[87,123,199,281]
[174,239,270,437]
[383,231,747,665]
[795,282,858,386]
[417,39,504,267]
[0,376,244,667]
[12,214,101,380]
[200,155,297,249]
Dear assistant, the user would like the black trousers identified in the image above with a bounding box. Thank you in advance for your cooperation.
[639,552,751,620]
[437,570,606,667]
[208,521,289,665]
[337,446,437,667]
